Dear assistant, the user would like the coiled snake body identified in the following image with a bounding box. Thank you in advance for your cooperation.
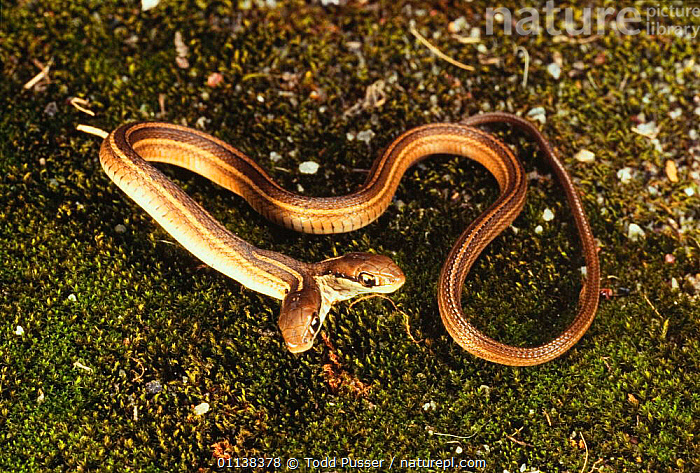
[100,112,599,366]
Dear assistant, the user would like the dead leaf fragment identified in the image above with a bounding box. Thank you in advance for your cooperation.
[665,159,678,182]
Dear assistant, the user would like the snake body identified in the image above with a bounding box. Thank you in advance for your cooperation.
[100,112,599,366]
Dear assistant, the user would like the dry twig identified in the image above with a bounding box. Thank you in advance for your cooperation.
[69,97,96,116]
[23,58,53,90]
[409,25,475,72]
[76,124,108,139]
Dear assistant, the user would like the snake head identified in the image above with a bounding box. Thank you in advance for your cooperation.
[279,253,405,353]
[322,252,406,295]
[278,284,324,353]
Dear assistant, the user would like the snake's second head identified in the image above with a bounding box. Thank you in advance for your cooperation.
[279,285,323,353]
[319,252,406,297]
[278,253,405,353]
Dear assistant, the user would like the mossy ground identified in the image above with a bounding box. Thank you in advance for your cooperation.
[1,1,699,471]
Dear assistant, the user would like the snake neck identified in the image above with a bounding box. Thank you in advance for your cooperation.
[312,273,358,307]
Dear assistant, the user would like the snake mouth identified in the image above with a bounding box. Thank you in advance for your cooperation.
[279,324,316,353]
[285,339,314,353]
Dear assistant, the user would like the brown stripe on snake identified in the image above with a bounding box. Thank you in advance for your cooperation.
[99,113,599,365]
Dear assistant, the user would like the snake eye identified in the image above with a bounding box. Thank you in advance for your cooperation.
[309,313,320,333]
[358,272,377,288]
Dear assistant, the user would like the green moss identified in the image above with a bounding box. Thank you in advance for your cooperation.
[1,1,698,471]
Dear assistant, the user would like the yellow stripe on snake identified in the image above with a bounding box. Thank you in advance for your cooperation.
[100,112,600,366]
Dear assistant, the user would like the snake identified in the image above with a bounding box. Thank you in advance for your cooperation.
[99,112,599,366]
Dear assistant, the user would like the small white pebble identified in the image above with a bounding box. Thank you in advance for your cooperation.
[115,224,126,234]
[547,63,561,79]
[357,129,375,145]
[542,208,554,222]
[669,108,682,120]
[527,170,541,180]
[194,402,210,416]
[671,277,679,290]
[39,158,47,166]
[455,445,463,454]
[298,161,319,174]
[346,132,355,141]
[635,121,659,137]
[627,223,645,241]
[574,149,595,163]
[15,325,24,336]
[449,16,468,33]
[422,400,437,411]
[68,294,77,302]
[269,151,282,163]
[256,94,264,103]
[534,225,543,234]
[617,167,633,184]
[689,129,698,140]
[684,187,695,196]
[527,107,546,124]
[141,0,159,11]
[195,116,208,129]
[694,106,700,116]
